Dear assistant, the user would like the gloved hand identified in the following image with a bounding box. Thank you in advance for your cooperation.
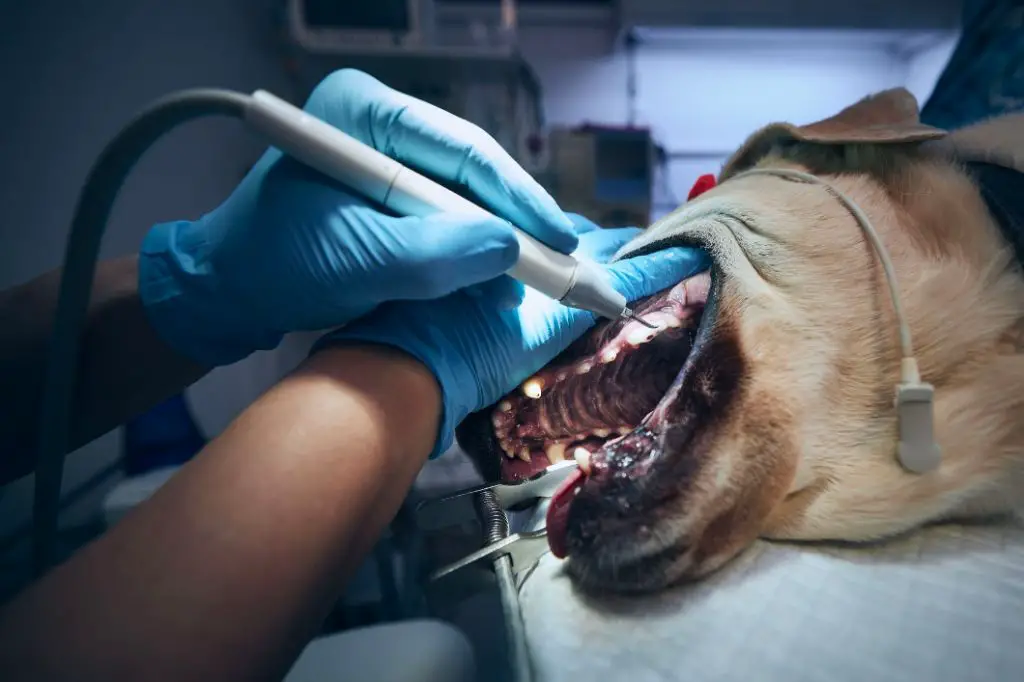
[139,69,578,367]
[315,223,710,458]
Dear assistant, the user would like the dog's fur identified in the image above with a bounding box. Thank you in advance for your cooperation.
[602,89,1024,584]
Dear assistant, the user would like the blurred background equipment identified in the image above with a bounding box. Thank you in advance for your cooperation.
[284,0,545,173]
[540,124,654,227]
[283,0,659,228]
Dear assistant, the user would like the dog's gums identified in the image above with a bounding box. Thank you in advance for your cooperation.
[494,271,710,482]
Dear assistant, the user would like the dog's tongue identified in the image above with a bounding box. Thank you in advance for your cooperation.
[546,466,587,559]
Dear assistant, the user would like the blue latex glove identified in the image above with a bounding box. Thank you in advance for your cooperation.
[316,224,710,458]
[139,69,578,367]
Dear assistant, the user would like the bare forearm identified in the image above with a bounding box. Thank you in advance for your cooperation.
[0,344,441,682]
[0,256,208,484]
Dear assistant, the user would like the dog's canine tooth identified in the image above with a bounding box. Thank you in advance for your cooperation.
[574,447,592,474]
[500,441,515,458]
[522,378,544,399]
[546,442,567,463]
[600,347,619,363]
[592,428,611,438]
[518,447,532,462]
[575,360,594,375]
[498,400,512,412]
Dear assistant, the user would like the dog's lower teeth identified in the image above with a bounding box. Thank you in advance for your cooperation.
[546,442,567,463]
[518,448,532,462]
[574,447,592,474]
[592,428,611,438]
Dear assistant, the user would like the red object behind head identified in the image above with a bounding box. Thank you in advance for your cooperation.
[687,173,717,201]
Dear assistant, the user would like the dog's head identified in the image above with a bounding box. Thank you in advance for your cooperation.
[457,89,1024,593]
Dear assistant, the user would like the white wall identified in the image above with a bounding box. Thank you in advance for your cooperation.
[904,34,960,105]
[515,26,951,219]
[0,0,294,542]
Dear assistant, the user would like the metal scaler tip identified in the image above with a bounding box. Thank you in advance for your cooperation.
[624,309,657,329]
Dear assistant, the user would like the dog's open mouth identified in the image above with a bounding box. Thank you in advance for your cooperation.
[495,270,712,478]
[458,263,723,569]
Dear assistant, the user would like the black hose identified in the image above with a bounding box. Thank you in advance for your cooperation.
[33,89,251,576]
[475,490,533,682]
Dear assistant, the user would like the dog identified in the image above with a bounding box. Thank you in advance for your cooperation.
[456,89,1024,594]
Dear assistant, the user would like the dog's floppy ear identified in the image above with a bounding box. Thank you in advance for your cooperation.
[721,88,947,179]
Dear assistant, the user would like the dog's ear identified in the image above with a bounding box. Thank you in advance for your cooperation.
[721,88,947,179]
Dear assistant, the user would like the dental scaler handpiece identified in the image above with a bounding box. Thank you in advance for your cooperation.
[243,90,647,325]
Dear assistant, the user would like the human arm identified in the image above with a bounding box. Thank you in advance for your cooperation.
[0,256,208,485]
[0,344,440,682]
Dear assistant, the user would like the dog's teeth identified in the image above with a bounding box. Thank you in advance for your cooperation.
[556,370,569,382]
[498,400,512,412]
[546,442,567,463]
[592,428,611,438]
[617,426,632,435]
[575,361,594,375]
[574,447,592,474]
[492,414,505,428]
[522,378,544,399]
[626,326,657,346]
[500,441,515,458]
[600,347,619,364]
[518,448,532,462]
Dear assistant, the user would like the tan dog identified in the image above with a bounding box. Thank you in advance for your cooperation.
[458,89,1024,593]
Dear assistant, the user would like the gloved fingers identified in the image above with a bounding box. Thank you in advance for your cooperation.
[304,70,578,255]
[566,213,602,235]
[465,275,526,309]
[574,226,643,263]
[605,247,711,301]
[385,213,521,299]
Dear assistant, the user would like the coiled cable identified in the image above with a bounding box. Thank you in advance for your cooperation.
[475,489,533,682]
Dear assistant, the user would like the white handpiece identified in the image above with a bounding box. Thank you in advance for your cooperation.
[243,90,632,321]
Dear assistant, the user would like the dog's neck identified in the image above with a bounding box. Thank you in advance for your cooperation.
[932,113,1024,272]
[964,161,1024,271]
